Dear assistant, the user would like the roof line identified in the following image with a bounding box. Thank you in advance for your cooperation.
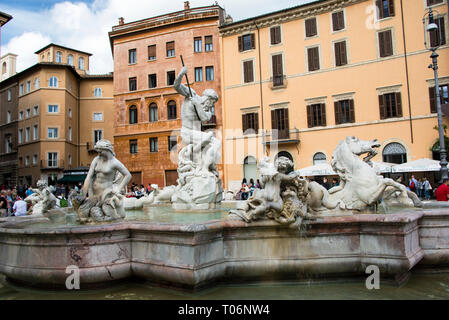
[35,43,93,56]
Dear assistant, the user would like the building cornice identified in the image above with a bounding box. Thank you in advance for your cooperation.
[219,0,367,37]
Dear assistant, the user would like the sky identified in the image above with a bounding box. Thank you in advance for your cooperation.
[0,0,315,74]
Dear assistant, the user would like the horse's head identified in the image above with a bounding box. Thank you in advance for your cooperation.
[344,136,380,156]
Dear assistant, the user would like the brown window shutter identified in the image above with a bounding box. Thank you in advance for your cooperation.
[272,54,283,76]
[308,48,315,71]
[439,17,446,46]
[385,30,393,56]
[271,109,277,130]
[284,108,289,131]
[379,32,385,57]
[332,12,338,31]
[305,19,311,37]
[167,41,174,51]
[389,0,395,17]
[429,86,437,113]
[311,18,317,36]
[307,105,313,128]
[247,61,254,82]
[270,27,275,45]
[275,26,281,44]
[255,113,259,134]
[242,114,247,132]
[349,99,355,123]
[335,42,341,66]
[376,0,382,19]
[334,101,341,125]
[379,95,386,119]
[243,61,249,82]
[148,45,156,58]
[340,41,347,65]
[321,103,326,126]
[238,36,243,52]
[313,47,320,70]
[251,33,256,49]
[395,92,403,117]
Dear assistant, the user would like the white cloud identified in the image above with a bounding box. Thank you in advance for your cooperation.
[2,0,315,74]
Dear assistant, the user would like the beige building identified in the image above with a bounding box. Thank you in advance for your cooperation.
[15,44,113,186]
[219,0,449,190]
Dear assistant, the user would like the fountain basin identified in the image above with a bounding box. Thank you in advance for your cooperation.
[2,206,446,289]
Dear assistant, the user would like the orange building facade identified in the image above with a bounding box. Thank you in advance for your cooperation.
[109,3,225,187]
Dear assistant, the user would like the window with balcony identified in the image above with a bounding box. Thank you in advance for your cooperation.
[148,45,156,61]
[242,112,259,134]
[271,54,284,87]
[48,152,58,168]
[379,92,402,119]
[150,137,158,153]
[149,103,158,122]
[306,103,327,128]
[271,108,290,139]
[429,84,449,113]
[238,33,255,52]
[194,37,202,53]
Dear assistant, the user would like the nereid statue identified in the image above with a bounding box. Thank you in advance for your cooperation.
[25,179,58,216]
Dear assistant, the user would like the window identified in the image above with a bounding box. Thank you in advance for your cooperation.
[305,18,317,37]
[243,60,254,83]
[194,37,202,53]
[93,113,103,121]
[313,152,327,165]
[1,62,6,74]
[149,103,158,122]
[33,125,38,140]
[271,108,290,139]
[5,135,11,153]
[307,47,320,71]
[166,41,175,57]
[26,108,30,117]
[376,0,395,19]
[34,106,38,115]
[129,105,138,124]
[48,152,58,168]
[94,87,102,97]
[334,41,348,67]
[383,142,407,164]
[378,29,393,57]
[270,26,281,45]
[379,92,402,119]
[167,100,177,120]
[167,71,175,85]
[67,54,74,66]
[19,111,23,120]
[34,77,39,89]
[48,105,58,113]
[25,156,30,166]
[148,74,157,88]
[129,77,137,91]
[195,67,203,82]
[331,11,345,32]
[20,84,24,95]
[25,127,30,142]
[427,0,444,6]
[48,128,58,139]
[79,57,85,70]
[150,137,158,153]
[18,129,23,144]
[68,154,72,166]
[68,127,72,141]
[168,136,177,151]
[430,17,446,47]
[334,99,355,124]
[94,130,102,143]
[206,66,214,81]
[7,89,11,101]
[69,108,72,118]
[306,103,327,128]
[49,76,58,88]
[272,54,284,87]
[26,81,31,92]
[429,84,449,113]
[7,111,11,124]
[56,51,62,63]
[205,36,213,52]
[129,49,137,64]
[242,112,259,134]
[33,154,38,165]
[148,45,156,61]
[130,139,138,154]
[238,33,255,52]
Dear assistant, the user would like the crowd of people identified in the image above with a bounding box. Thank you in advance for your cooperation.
[236,178,261,200]
[408,176,434,200]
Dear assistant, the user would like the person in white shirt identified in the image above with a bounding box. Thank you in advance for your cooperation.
[13,198,28,216]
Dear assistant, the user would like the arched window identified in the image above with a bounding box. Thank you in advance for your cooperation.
[94,87,102,97]
[2,62,6,74]
[149,103,158,122]
[67,54,74,66]
[34,77,39,89]
[79,57,85,70]
[313,152,327,165]
[167,100,177,120]
[382,142,407,164]
[243,156,258,182]
[49,76,58,88]
[56,51,62,63]
[129,105,138,124]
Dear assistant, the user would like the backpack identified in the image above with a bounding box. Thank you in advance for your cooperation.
[410,181,415,189]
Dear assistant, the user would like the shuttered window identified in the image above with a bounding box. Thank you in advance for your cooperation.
[378,30,393,57]
[242,113,259,134]
[305,18,317,37]
[271,108,290,139]
[272,54,284,86]
[334,99,355,125]
[166,41,175,57]
[379,92,402,119]
[306,103,326,128]
[334,40,348,66]
[427,0,444,6]
[205,36,213,52]
[243,60,254,83]
[238,33,256,52]
[376,0,395,19]
[429,84,449,114]
[430,17,446,47]
[148,45,156,61]
[307,47,320,71]
[270,26,281,45]
[332,11,345,32]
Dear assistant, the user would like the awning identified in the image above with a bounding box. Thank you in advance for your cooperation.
[391,158,443,173]
[296,163,336,176]
[57,174,87,183]
[372,161,395,173]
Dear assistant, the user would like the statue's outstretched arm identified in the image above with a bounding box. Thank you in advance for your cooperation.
[174,66,192,97]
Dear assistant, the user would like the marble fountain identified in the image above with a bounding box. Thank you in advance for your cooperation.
[1,68,449,291]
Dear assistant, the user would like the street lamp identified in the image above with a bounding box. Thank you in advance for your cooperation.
[423,8,449,183]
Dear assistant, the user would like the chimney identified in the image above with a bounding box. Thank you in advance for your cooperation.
[118,17,124,25]
[184,1,190,10]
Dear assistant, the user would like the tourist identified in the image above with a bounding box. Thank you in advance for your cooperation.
[331,178,339,188]
[249,179,255,197]
[146,184,152,195]
[423,177,432,200]
[240,183,250,200]
[0,191,7,217]
[25,186,33,197]
[256,179,262,189]
[435,179,449,201]
[409,175,418,194]
[416,178,423,199]
[12,197,28,216]
[322,177,330,190]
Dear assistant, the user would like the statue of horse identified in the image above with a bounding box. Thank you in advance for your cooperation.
[307,136,421,214]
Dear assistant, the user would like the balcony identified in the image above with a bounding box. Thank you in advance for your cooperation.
[263,129,300,146]
[270,75,287,90]
[41,159,64,170]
